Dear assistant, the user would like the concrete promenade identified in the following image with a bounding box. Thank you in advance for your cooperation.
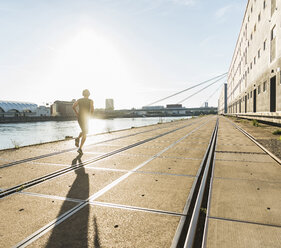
[0,116,281,247]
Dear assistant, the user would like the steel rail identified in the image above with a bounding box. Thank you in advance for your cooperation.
[201,124,219,248]
[170,118,218,248]
[230,119,281,165]
[0,118,205,199]
[13,117,215,248]
[200,116,281,247]
[183,119,218,247]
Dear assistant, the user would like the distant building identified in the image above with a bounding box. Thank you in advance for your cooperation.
[166,104,183,109]
[218,83,227,114]
[105,99,114,111]
[0,101,37,118]
[142,106,164,110]
[204,102,208,108]
[51,100,76,117]
[35,106,51,116]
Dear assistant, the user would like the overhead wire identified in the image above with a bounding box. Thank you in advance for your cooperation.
[200,82,226,107]
[176,74,227,104]
[146,72,227,106]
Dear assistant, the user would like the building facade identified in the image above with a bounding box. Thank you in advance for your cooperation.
[105,99,114,111]
[51,100,76,117]
[227,0,281,120]
[35,106,51,116]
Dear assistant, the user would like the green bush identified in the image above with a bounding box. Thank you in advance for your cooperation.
[252,119,259,127]
[272,129,281,135]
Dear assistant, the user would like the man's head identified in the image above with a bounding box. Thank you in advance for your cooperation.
[82,89,90,98]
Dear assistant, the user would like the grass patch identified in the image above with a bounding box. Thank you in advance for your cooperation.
[11,139,21,149]
[272,129,281,135]
[252,119,259,127]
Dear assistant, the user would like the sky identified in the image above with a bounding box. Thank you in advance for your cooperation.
[0,0,246,109]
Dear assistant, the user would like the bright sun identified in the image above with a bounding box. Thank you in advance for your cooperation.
[48,28,134,108]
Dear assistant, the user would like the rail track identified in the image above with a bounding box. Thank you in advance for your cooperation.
[0,117,206,199]
[3,116,215,247]
[0,120,182,169]
[3,115,279,247]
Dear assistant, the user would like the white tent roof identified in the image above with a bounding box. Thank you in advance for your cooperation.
[0,101,38,112]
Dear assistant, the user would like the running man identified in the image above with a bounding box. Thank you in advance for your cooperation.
[72,89,94,154]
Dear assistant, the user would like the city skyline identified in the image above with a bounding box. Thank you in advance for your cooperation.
[0,0,245,109]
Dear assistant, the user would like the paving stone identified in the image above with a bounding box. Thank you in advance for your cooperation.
[96,173,194,213]
[139,157,201,176]
[210,178,281,226]
[29,204,180,248]
[24,168,125,200]
[0,162,67,189]
[86,154,150,171]
[214,160,281,182]
[35,151,103,165]
[206,218,281,248]
[0,194,78,247]
[215,152,273,163]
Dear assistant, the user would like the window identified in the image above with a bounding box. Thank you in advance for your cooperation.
[254,24,256,32]
[250,91,252,98]
[258,49,261,58]
[251,33,253,40]
[258,85,261,94]
[258,13,261,22]
[271,0,276,15]
[251,5,253,13]
[248,41,250,47]
[271,25,276,40]
[254,57,256,64]
[247,93,249,99]
[263,39,267,50]
[263,0,266,9]
[250,62,252,69]
[263,81,267,91]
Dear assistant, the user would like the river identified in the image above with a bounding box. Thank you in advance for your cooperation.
[0,117,190,150]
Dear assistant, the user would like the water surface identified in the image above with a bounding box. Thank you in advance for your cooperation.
[0,117,190,150]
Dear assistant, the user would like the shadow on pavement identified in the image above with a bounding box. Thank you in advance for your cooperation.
[45,154,100,247]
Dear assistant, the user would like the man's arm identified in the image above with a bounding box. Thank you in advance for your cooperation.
[72,100,79,117]
[90,100,94,116]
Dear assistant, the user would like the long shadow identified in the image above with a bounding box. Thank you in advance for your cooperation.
[44,154,100,247]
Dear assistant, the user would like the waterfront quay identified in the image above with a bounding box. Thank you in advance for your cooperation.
[0,116,280,247]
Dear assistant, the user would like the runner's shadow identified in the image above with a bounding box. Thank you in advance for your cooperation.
[45,154,92,247]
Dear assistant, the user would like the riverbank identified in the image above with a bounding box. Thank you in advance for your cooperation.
[0,114,192,124]
[0,116,190,150]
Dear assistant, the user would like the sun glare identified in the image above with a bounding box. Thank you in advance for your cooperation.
[48,28,134,108]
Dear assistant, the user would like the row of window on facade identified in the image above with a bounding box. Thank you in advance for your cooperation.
[229,24,277,97]
[244,81,267,102]
[229,71,281,105]
[248,0,276,22]
[230,0,276,80]
[228,23,276,90]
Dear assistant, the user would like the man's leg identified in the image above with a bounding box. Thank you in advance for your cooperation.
[75,132,82,147]
[80,133,87,149]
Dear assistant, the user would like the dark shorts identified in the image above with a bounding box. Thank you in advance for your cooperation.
[78,117,89,134]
